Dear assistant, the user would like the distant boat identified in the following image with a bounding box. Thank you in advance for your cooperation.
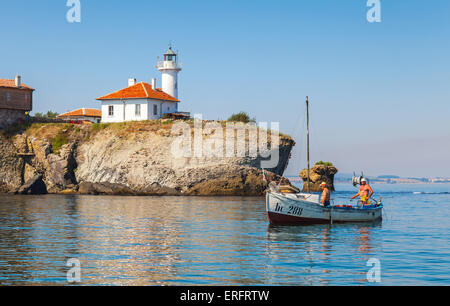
[265,97,383,225]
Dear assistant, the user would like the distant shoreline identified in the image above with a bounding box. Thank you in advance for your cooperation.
[286,177,450,185]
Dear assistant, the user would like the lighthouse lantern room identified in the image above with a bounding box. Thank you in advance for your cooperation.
[157,46,182,99]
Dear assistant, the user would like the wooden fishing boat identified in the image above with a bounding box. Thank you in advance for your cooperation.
[265,96,383,225]
[266,191,383,225]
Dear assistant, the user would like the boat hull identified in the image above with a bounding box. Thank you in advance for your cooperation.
[266,192,383,225]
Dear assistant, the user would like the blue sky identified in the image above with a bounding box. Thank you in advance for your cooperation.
[1,0,449,177]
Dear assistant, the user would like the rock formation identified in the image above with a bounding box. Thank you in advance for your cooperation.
[17,174,47,195]
[299,165,338,192]
[0,121,296,196]
[0,133,24,192]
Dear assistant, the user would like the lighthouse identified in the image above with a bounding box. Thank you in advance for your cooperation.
[156,46,182,99]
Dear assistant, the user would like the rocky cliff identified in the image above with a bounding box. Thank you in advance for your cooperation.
[0,121,295,196]
[299,165,338,192]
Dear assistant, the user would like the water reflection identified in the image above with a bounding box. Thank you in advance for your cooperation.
[265,221,382,285]
[0,196,80,285]
[0,195,385,285]
[0,195,270,285]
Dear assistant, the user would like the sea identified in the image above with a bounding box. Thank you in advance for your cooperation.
[0,183,448,286]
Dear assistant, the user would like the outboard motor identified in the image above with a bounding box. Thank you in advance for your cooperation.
[352,172,369,187]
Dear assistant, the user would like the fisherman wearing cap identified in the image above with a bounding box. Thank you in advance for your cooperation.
[350,178,374,205]
[320,182,331,207]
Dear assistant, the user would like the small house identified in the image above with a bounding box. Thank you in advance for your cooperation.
[57,108,102,123]
[0,76,34,127]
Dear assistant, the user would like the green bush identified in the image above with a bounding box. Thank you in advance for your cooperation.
[34,111,59,119]
[227,112,256,123]
[315,161,334,167]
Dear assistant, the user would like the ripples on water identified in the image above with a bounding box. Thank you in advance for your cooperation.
[0,183,448,286]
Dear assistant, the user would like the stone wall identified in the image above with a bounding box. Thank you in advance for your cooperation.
[0,109,26,128]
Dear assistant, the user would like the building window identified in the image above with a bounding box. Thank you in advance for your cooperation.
[25,93,29,102]
[135,104,141,116]
[153,104,158,116]
[108,105,114,116]
[7,93,11,102]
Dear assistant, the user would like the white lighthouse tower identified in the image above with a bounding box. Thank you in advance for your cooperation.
[156,46,182,99]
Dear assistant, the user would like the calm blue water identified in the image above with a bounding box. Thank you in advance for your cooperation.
[0,183,449,286]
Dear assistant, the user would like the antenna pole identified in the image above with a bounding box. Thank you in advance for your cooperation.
[306,96,311,193]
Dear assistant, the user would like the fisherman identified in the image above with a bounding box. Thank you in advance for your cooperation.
[320,182,331,207]
[350,178,374,205]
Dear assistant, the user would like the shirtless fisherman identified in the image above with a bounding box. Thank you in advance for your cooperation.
[350,178,374,205]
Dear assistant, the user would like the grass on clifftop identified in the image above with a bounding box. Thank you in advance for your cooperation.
[15,119,294,149]
[86,120,293,140]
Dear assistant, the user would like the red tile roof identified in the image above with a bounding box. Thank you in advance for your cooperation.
[0,79,34,90]
[58,108,102,118]
[97,82,179,102]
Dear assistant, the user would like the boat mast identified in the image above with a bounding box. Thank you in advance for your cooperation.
[306,96,311,193]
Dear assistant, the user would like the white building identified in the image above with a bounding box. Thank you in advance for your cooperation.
[97,47,183,123]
